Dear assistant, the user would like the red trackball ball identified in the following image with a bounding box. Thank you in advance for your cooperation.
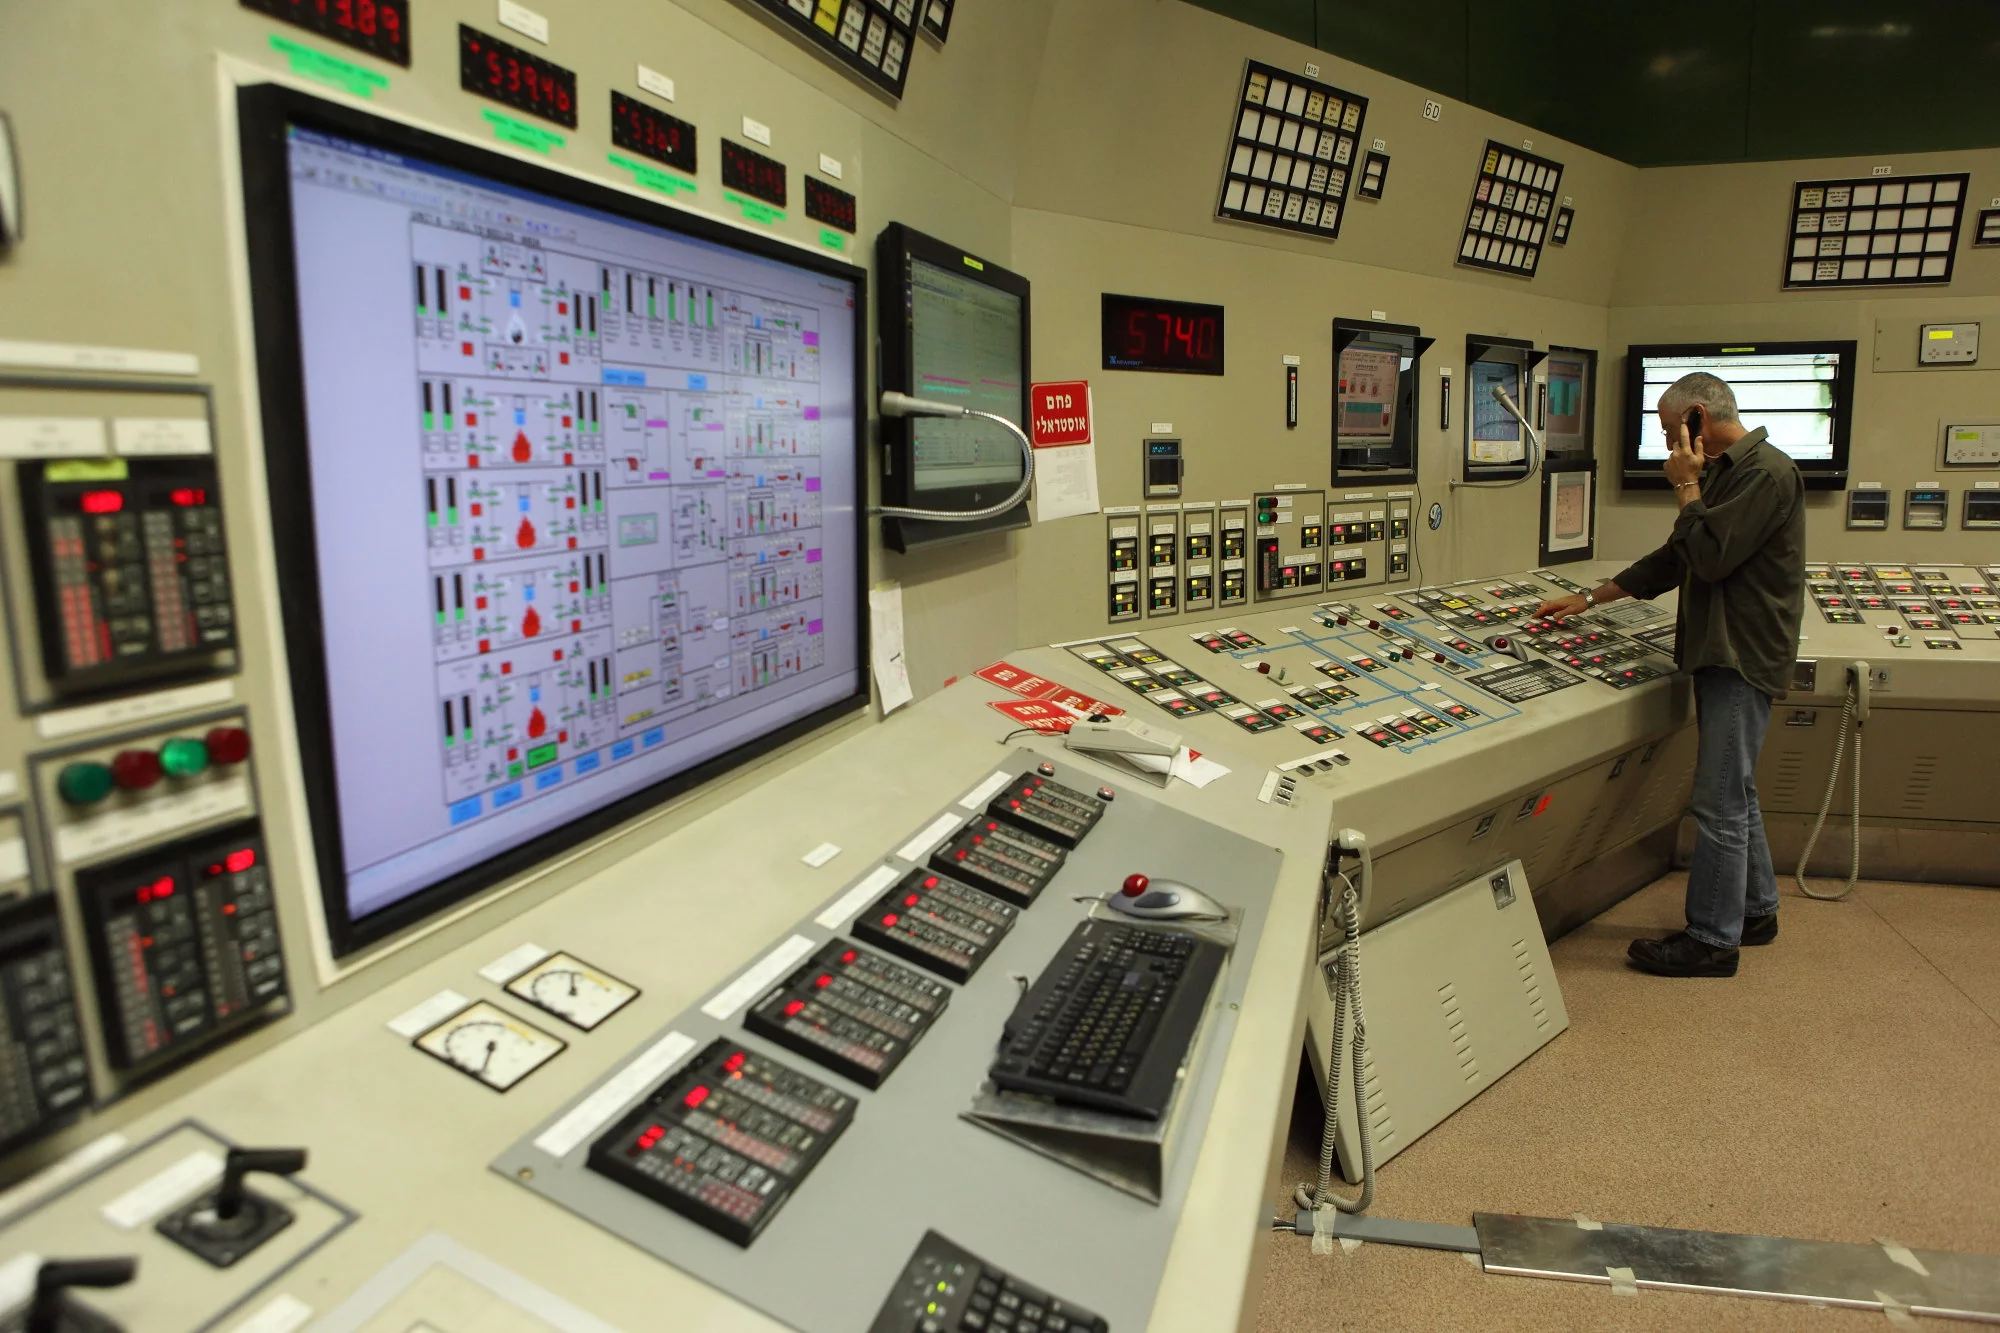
[1122,874,1149,897]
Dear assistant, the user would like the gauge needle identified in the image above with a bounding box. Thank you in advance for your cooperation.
[478,1038,497,1073]
[569,972,579,996]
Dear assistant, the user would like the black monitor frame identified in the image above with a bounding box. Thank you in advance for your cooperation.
[875,222,1031,552]
[1331,317,1431,484]
[237,84,871,957]
[1621,340,1857,491]
[1542,344,1597,464]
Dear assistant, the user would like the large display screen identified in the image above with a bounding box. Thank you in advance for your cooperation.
[241,90,866,953]
[1623,341,1856,489]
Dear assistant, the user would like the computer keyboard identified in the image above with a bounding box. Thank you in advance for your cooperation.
[868,1230,1109,1333]
[989,919,1223,1120]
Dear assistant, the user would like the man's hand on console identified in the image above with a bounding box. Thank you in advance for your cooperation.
[1534,593,1590,620]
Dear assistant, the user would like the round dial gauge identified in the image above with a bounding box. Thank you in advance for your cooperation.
[505,952,639,1031]
[415,1001,564,1090]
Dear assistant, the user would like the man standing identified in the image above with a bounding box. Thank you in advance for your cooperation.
[1534,372,1806,977]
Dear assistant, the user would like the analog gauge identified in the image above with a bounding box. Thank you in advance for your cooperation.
[505,952,639,1031]
[414,1001,565,1090]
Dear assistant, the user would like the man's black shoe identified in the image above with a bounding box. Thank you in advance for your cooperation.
[1627,930,1739,977]
[1741,913,1778,946]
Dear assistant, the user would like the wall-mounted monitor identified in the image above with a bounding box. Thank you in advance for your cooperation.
[1332,317,1430,483]
[1622,341,1856,490]
[1464,333,1545,482]
[238,86,869,956]
[1542,345,1596,462]
[876,223,1031,551]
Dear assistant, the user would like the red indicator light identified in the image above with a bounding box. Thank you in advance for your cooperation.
[814,974,831,988]
[985,821,998,830]
[783,999,805,1017]
[683,1085,710,1108]
[882,913,899,926]
[1009,800,1021,809]
[923,876,938,889]
[168,487,208,507]
[904,894,920,906]
[840,950,856,964]
[225,848,257,873]
[722,1051,745,1072]
[222,903,237,916]
[80,490,124,514]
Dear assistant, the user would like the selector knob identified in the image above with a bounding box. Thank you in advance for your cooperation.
[1121,873,1149,897]
[1097,786,1115,802]
[205,727,252,766]
[27,1257,137,1333]
[1036,761,1055,777]
[110,749,163,792]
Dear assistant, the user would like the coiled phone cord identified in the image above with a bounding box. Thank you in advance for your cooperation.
[1794,678,1864,901]
[1294,870,1373,1215]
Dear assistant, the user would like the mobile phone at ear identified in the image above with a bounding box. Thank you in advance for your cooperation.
[1683,406,1703,441]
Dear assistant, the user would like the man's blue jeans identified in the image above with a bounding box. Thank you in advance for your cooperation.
[1684,667,1781,948]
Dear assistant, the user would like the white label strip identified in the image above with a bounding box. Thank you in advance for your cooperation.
[0,837,26,884]
[0,769,18,800]
[743,116,772,146]
[37,678,236,740]
[226,1294,314,1333]
[534,1030,696,1158]
[1257,772,1280,804]
[800,841,842,868]
[1151,422,1173,433]
[55,774,252,865]
[478,943,551,985]
[497,0,549,43]
[0,1254,40,1318]
[895,813,962,862]
[957,771,1013,810]
[636,64,675,100]
[0,1132,126,1226]
[101,1150,222,1229]
[700,935,815,1020]
[113,417,211,456]
[0,339,198,376]
[818,152,843,179]
[815,864,900,929]
[0,417,107,458]
[387,989,471,1039]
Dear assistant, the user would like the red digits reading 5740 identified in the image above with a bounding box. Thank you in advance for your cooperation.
[1101,293,1226,375]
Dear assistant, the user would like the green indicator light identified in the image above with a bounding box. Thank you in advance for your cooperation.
[508,763,523,778]
[445,414,455,430]
[455,607,466,621]
[448,508,460,524]
[57,761,114,806]
[159,738,209,778]
[526,743,559,769]
[423,412,435,430]
[427,512,438,527]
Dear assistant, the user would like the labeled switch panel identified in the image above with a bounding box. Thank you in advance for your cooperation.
[41,716,257,873]
[1848,488,1889,529]
[76,821,286,1071]
[0,895,91,1153]
[1182,505,1216,612]
[1904,487,1949,530]
[1218,506,1248,607]
[19,456,237,697]
[1106,514,1140,622]
[1146,510,1179,617]
[1252,489,1327,600]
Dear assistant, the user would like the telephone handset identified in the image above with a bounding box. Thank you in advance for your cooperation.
[1682,405,1704,446]
[1847,659,1870,723]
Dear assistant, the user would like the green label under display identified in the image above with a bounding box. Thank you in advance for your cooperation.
[724,190,785,226]
[269,33,390,99]
[484,108,566,155]
[608,152,698,199]
[819,228,846,251]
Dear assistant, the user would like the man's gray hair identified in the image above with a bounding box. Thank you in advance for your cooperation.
[1658,372,1740,424]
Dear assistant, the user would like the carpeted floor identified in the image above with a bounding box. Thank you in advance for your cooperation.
[1252,872,2000,1331]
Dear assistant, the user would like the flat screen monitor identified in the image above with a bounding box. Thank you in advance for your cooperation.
[876,223,1030,550]
[238,87,868,955]
[1623,340,1856,489]
[1332,317,1427,482]
[1542,345,1596,461]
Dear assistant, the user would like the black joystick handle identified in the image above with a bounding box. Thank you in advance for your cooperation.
[214,1147,307,1221]
[28,1258,137,1333]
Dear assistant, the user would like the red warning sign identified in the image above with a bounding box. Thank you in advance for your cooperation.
[987,699,1079,732]
[1029,381,1093,447]
[975,659,1122,720]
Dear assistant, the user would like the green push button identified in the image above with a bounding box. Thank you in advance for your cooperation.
[159,737,210,778]
[57,761,114,806]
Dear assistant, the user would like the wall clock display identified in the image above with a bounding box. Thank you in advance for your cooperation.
[1783,173,1968,288]
[1457,141,1562,278]
[1215,60,1369,240]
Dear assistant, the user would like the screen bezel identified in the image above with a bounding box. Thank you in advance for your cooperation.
[1543,344,1597,463]
[1621,340,1857,491]
[236,85,871,958]
[875,222,1032,550]
[1331,316,1426,483]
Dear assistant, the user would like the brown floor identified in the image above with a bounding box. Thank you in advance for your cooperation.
[1252,872,2000,1331]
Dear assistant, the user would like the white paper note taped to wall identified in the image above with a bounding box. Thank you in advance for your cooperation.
[1034,443,1100,522]
[869,582,914,715]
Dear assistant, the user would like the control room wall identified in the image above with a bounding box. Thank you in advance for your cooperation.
[1600,149,2000,567]
[1005,0,1639,645]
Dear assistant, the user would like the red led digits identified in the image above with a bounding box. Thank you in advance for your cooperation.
[80,490,124,514]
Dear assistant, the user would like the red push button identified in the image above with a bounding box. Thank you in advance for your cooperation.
[205,727,252,766]
[110,749,162,791]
